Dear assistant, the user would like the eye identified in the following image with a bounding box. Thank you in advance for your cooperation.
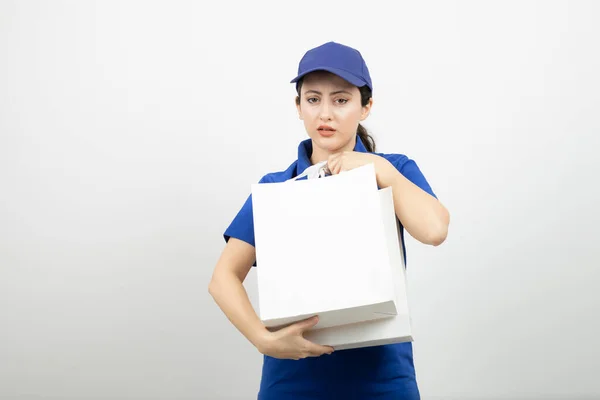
[306,97,319,104]
[335,98,349,105]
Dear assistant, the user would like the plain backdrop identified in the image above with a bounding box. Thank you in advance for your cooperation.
[1,1,599,399]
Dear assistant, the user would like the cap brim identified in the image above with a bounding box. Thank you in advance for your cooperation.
[290,66,368,89]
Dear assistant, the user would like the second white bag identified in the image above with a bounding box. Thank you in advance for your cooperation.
[304,187,413,350]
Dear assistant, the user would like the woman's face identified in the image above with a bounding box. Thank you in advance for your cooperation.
[296,71,372,154]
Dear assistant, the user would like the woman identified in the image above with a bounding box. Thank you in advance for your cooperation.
[209,41,450,400]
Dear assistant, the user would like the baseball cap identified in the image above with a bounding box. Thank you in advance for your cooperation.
[290,41,373,92]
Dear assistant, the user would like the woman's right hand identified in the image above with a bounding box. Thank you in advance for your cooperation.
[257,316,334,360]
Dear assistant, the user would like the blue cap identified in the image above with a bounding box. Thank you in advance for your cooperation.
[290,41,373,92]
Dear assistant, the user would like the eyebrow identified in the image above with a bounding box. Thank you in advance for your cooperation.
[303,89,353,96]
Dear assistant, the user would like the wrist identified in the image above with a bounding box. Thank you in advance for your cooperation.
[252,327,273,354]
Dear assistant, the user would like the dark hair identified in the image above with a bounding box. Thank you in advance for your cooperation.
[295,79,376,153]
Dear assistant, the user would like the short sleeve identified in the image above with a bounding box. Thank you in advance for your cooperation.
[398,158,437,199]
[223,192,257,247]
[224,176,268,247]
[223,175,271,250]
[223,176,271,267]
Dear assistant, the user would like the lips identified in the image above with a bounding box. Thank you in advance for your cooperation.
[318,125,336,132]
[317,125,335,137]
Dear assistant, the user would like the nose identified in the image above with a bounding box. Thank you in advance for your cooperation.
[319,101,332,121]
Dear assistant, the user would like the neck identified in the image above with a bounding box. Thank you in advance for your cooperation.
[310,136,356,165]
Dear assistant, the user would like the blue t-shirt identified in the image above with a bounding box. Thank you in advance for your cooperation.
[224,136,436,400]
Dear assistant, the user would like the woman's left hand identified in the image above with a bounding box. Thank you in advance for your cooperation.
[326,151,384,176]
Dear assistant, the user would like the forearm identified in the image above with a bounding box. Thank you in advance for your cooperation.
[209,271,269,351]
[375,158,449,246]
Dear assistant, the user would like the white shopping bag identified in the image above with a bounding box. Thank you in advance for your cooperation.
[251,163,398,330]
[304,187,413,350]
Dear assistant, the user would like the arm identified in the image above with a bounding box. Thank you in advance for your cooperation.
[327,152,449,246]
[374,157,449,246]
[208,238,334,359]
[208,238,270,351]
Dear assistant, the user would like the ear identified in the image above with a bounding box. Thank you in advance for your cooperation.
[295,96,303,120]
[360,97,373,121]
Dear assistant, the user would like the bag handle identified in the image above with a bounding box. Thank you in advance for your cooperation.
[286,161,329,182]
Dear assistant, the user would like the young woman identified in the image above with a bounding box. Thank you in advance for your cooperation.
[209,41,450,400]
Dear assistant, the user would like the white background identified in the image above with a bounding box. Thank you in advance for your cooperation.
[1,1,599,399]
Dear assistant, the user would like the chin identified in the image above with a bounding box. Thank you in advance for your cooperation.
[312,134,351,152]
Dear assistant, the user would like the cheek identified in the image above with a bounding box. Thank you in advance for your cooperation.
[300,108,310,119]
[335,107,362,128]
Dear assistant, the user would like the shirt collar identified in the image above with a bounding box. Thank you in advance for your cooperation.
[296,135,369,177]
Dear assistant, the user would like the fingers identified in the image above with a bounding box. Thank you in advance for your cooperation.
[294,317,334,357]
[274,316,335,359]
[276,316,318,339]
[327,156,341,175]
[304,340,334,356]
[293,315,320,332]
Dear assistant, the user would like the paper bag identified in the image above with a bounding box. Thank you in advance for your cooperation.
[251,163,398,330]
[304,187,413,350]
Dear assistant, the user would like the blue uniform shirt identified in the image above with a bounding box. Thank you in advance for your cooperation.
[224,136,436,400]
